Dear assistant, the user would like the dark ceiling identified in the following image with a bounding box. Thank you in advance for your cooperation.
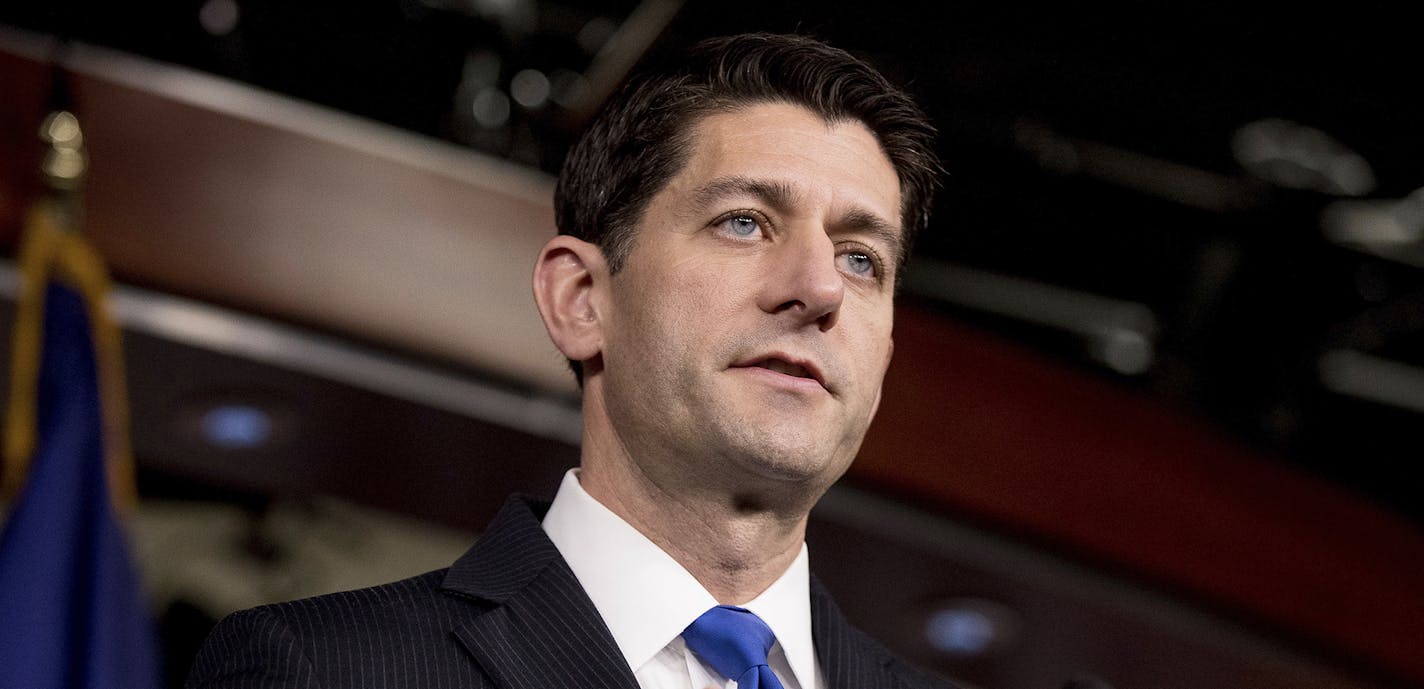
[2,1,1420,524]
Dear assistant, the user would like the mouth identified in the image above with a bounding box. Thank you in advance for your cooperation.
[732,353,828,390]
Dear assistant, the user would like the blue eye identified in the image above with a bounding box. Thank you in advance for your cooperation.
[840,251,877,277]
[722,215,761,237]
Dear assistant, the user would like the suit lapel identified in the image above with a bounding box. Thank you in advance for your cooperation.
[440,497,906,689]
[443,496,640,689]
[811,575,897,689]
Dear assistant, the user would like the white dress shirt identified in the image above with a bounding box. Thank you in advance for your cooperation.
[542,469,825,689]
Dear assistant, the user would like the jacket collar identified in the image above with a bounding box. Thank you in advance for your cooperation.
[442,495,640,689]
[441,494,908,689]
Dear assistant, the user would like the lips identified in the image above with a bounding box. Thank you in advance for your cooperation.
[732,353,828,389]
[760,359,811,379]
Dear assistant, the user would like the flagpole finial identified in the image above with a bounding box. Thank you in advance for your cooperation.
[39,109,88,193]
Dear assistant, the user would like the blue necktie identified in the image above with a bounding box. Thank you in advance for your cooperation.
[682,605,787,689]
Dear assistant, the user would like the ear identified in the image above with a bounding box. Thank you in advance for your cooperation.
[532,235,608,365]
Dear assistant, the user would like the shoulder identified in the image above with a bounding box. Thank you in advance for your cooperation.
[184,496,566,688]
[235,568,459,632]
[185,569,484,688]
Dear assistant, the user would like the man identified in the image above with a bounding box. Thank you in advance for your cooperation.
[187,32,951,689]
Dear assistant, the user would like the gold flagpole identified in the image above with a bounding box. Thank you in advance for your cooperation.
[3,90,137,515]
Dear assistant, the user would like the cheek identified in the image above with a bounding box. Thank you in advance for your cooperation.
[614,276,719,366]
[862,339,894,392]
[850,323,895,398]
[653,258,748,319]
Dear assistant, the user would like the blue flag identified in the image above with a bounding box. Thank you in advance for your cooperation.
[0,201,164,689]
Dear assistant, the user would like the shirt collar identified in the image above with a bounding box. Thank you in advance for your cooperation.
[541,469,819,688]
[743,540,818,689]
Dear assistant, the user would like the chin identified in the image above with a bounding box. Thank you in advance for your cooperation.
[698,404,864,488]
[726,434,852,488]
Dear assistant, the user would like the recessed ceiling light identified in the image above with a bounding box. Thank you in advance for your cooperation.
[1231,117,1375,197]
[200,404,274,450]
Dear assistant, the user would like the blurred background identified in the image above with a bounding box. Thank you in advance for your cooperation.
[1,2,1421,689]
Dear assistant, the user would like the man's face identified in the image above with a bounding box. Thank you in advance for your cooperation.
[593,101,902,504]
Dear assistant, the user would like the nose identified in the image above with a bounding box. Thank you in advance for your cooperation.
[757,228,844,330]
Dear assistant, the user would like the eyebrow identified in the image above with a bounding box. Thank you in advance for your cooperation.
[838,207,905,266]
[690,175,905,262]
[690,175,802,215]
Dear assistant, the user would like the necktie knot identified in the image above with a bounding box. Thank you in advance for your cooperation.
[682,605,786,689]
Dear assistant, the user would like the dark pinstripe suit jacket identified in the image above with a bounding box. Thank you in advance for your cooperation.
[186,495,958,689]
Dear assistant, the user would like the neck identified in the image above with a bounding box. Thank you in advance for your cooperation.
[577,392,816,604]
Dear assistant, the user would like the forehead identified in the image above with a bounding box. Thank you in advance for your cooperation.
[669,102,903,236]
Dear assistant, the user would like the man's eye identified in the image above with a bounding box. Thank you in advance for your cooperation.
[839,250,878,278]
[717,214,763,238]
